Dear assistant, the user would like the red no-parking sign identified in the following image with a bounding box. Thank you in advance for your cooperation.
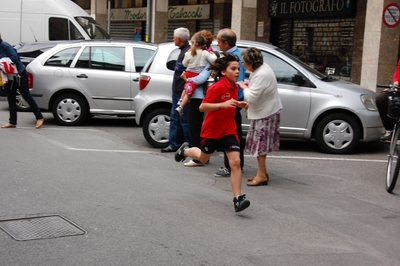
[383,3,400,28]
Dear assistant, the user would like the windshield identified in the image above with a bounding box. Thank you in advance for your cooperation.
[274,47,329,80]
[75,17,110,39]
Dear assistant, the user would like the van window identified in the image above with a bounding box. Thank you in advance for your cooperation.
[49,18,84,40]
[75,46,125,71]
[133,48,155,72]
[44,47,80,67]
[75,17,110,39]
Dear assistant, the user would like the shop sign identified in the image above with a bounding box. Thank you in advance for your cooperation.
[168,5,210,20]
[110,8,147,21]
[268,0,355,18]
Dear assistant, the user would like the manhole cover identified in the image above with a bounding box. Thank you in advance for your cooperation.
[0,215,87,241]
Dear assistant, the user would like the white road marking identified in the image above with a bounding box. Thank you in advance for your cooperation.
[249,155,387,163]
[21,128,387,162]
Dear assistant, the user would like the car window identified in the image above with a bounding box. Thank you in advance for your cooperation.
[44,47,80,67]
[166,48,180,71]
[133,48,155,72]
[262,52,300,84]
[75,46,125,71]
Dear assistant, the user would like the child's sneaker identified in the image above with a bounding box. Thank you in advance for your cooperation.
[174,142,189,162]
[233,194,250,212]
[175,106,183,116]
[177,99,182,105]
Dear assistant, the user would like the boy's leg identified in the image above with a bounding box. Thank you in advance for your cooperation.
[185,147,211,164]
[226,150,242,196]
[227,150,250,212]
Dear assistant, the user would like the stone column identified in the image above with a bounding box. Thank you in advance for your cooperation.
[151,0,168,43]
[231,0,257,40]
[361,0,400,91]
[377,0,400,89]
[93,0,108,32]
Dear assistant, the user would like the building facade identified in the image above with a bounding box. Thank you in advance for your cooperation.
[74,0,400,92]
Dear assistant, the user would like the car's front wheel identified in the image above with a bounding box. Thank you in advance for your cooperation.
[142,108,170,148]
[315,113,360,154]
[52,93,88,126]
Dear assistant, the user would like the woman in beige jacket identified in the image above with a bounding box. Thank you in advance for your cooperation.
[237,47,282,186]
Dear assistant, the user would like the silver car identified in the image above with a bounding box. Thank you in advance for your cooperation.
[26,40,157,125]
[134,41,385,154]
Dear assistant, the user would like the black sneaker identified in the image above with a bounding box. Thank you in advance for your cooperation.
[174,142,189,162]
[233,194,250,212]
[380,132,392,143]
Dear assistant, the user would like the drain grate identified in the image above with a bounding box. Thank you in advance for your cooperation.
[0,215,87,241]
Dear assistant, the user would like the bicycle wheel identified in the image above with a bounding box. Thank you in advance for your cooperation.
[386,123,400,193]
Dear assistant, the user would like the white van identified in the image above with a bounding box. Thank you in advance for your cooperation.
[0,0,110,45]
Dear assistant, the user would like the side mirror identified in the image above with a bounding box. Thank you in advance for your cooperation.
[292,74,306,86]
[166,60,176,71]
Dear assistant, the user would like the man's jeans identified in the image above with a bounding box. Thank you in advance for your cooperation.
[169,93,191,148]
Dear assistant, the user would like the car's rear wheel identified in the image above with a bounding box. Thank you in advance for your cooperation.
[315,113,360,154]
[142,108,170,148]
[52,93,88,126]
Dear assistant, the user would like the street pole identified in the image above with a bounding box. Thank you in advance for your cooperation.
[146,0,152,42]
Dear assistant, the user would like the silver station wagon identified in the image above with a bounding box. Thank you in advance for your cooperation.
[134,40,385,154]
[26,40,157,125]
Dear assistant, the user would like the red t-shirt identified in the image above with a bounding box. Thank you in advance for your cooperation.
[201,77,238,140]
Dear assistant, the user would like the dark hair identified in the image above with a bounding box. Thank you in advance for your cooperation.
[207,52,239,81]
[241,47,263,69]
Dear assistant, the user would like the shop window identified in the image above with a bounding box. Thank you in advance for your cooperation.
[271,18,355,76]
[72,0,90,9]
[112,0,146,7]
[169,0,188,5]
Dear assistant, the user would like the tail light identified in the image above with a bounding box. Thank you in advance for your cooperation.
[139,75,151,90]
[27,72,33,89]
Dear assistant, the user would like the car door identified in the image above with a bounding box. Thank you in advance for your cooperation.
[264,52,312,137]
[70,45,132,112]
[240,49,312,138]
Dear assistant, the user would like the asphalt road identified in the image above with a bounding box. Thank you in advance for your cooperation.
[0,101,399,266]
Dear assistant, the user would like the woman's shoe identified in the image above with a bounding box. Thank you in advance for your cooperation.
[35,118,44,129]
[247,173,269,182]
[247,177,269,186]
[1,123,16,128]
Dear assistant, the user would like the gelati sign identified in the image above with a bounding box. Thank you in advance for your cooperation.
[268,0,355,18]
[111,8,147,21]
[168,5,210,20]
[110,5,210,21]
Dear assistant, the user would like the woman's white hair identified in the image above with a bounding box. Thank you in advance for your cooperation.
[174,28,190,41]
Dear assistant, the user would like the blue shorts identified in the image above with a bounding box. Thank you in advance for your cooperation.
[200,134,240,154]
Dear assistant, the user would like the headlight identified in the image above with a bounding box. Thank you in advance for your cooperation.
[360,94,377,111]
